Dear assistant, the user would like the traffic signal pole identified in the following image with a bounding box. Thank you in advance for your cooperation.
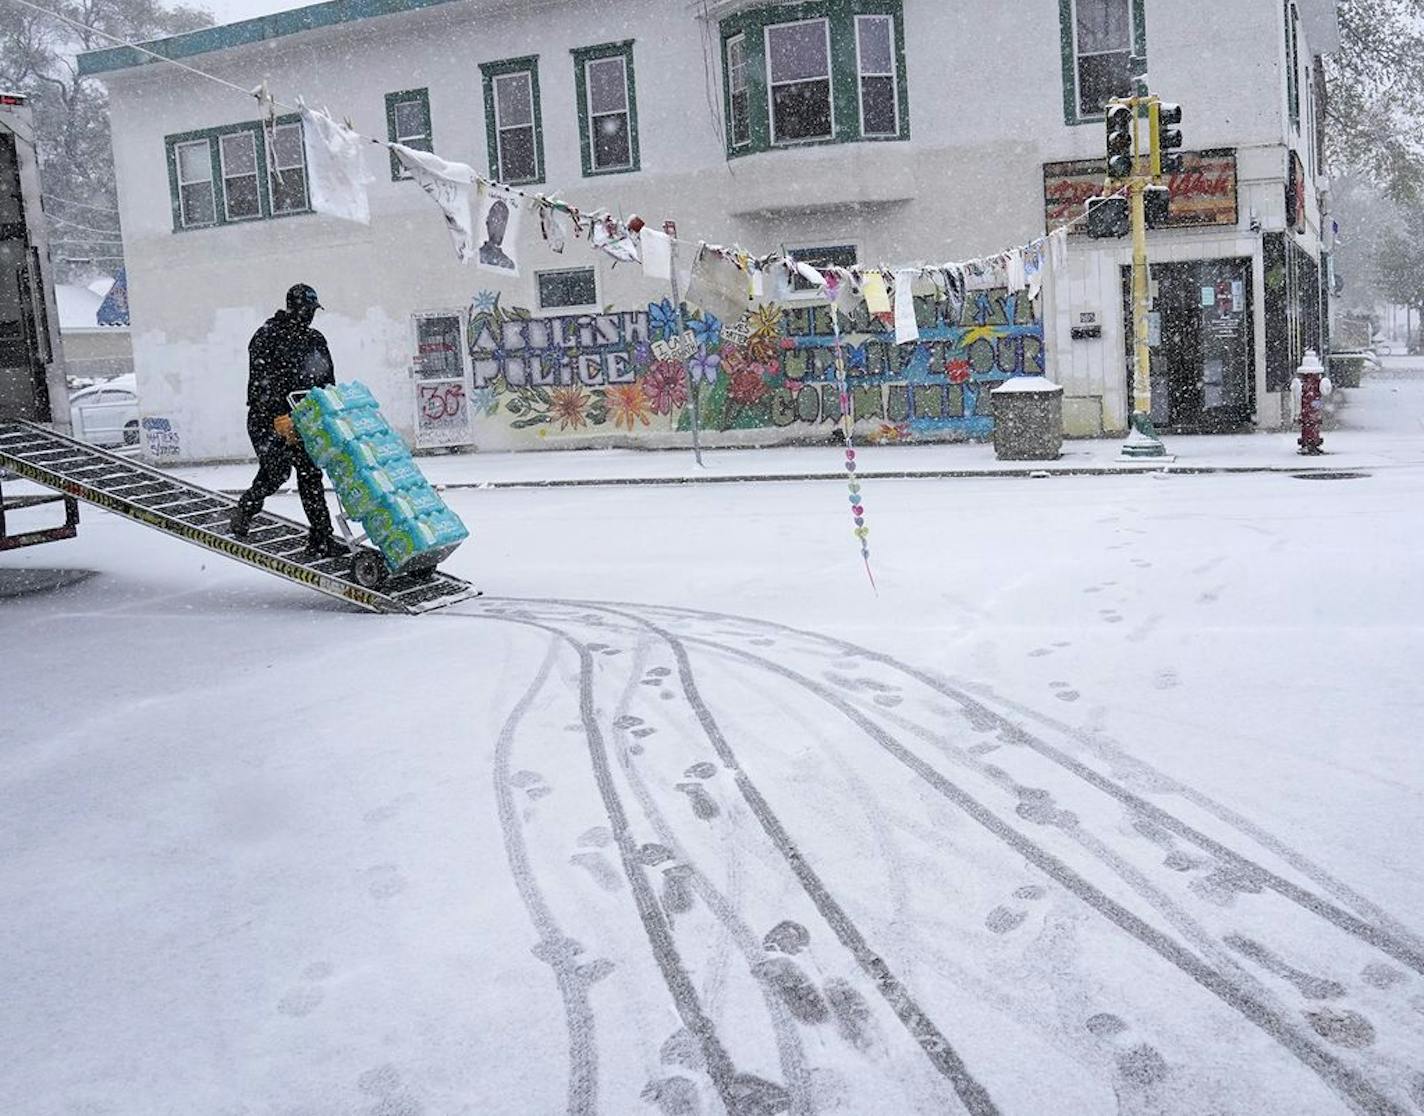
[1119,96,1167,458]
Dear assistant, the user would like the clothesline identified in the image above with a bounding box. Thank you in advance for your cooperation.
[10,0,1101,294]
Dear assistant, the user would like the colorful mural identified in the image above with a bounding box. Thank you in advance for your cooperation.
[465,284,1043,444]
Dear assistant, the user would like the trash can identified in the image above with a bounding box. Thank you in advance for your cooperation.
[1326,351,1367,389]
[991,376,1064,461]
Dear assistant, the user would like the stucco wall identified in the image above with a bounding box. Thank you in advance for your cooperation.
[95,0,1332,460]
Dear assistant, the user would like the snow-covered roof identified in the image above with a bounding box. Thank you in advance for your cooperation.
[54,284,105,332]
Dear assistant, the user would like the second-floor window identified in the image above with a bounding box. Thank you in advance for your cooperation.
[268,122,308,215]
[165,117,310,231]
[855,15,899,136]
[481,57,545,186]
[727,34,750,148]
[574,41,639,175]
[385,88,432,180]
[720,3,909,156]
[767,19,834,144]
[1072,0,1135,118]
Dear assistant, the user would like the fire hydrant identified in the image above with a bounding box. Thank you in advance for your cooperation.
[1291,349,1332,455]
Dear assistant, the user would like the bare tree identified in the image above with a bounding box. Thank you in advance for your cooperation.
[1,0,212,281]
[1325,0,1424,203]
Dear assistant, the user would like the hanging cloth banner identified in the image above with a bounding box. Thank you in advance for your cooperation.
[639,225,673,280]
[861,270,892,325]
[892,269,919,345]
[299,101,373,225]
[686,247,753,324]
[390,143,479,264]
[1006,246,1027,293]
[540,205,568,254]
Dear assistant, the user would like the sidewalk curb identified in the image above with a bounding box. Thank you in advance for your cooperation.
[209,460,1393,496]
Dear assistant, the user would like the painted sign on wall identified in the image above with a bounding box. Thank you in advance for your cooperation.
[141,415,180,458]
[1043,149,1239,233]
[461,284,1043,445]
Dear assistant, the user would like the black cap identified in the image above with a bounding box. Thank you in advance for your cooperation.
[286,283,322,312]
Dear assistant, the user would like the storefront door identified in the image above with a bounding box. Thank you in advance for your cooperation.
[1121,258,1255,432]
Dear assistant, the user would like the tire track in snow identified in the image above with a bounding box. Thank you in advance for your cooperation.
[495,600,1406,1116]
[603,629,818,1115]
[613,600,1424,979]
[598,614,1408,1116]
[536,603,1004,1116]
[475,609,747,1115]
[491,634,604,1115]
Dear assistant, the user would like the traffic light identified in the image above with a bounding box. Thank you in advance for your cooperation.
[1086,194,1129,239]
[1155,102,1184,175]
[1105,102,1134,181]
[1144,184,1171,229]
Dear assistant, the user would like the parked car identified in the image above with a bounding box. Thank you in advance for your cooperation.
[69,373,139,447]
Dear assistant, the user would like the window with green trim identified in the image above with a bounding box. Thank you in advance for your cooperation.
[719,3,908,158]
[164,116,310,231]
[480,57,544,185]
[572,41,639,176]
[1286,1,1301,131]
[386,88,432,180]
[1058,0,1146,124]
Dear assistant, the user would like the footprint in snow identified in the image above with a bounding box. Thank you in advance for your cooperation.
[641,1076,702,1116]
[676,782,720,820]
[662,865,695,914]
[752,956,829,1024]
[1304,1007,1375,1048]
[570,851,623,892]
[763,920,810,955]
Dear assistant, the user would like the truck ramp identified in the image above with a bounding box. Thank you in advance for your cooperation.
[0,420,479,615]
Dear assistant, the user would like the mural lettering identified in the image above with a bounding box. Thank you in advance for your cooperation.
[465,284,1043,443]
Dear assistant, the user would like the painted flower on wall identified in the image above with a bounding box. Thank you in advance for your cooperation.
[607,382,653,430]
[719,344,750,378]
[468,385,500,416]
[642,361,688,414]
[472,290,500,314]
[689,313,722,350]
[728,368,768,405]
[689,346,721,385]
[549,385,591,430]
[648,299,679,341]
[747,333,780,363]
[749,304,782,340]
[946,358,972,385]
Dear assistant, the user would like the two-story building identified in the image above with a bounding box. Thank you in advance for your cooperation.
[78,0,1339,463]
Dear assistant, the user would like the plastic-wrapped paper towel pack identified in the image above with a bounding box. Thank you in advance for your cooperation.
[292,381,468,573]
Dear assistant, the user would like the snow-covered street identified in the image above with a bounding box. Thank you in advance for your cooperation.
[4,370,1424,1115]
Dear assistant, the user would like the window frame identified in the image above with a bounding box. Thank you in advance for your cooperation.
[854,13,900,138]
[536,267,600,312]
[719,2,909,158]
[218,130,261,222]
[1286,1,1301,132]
[765,16,835,146]
[1058,0,1148,126]
[480,56,546,186]
[173,137,218,229]
[727,32,751,149]
[165,115,310,232]
[571,40,640,177]
[266,120,310,216]
[385,87,433,181]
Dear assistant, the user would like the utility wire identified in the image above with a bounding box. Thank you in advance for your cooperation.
[43,192,120,214]
[50,214,122,236]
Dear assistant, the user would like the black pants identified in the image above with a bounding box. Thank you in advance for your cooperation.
[237,415,333,538]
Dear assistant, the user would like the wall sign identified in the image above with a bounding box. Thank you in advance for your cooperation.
[1044,149,1239,234]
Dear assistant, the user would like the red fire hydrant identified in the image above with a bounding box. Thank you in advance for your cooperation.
[1292,349,1332,455]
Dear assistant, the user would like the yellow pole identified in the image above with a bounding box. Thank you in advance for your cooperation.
[1130,176,1151,419]
[1123,95,1165,455]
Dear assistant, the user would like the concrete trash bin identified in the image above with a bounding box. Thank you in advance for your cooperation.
[990,376,1064,461]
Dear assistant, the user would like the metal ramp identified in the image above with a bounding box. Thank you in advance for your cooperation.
[0,420,479,615]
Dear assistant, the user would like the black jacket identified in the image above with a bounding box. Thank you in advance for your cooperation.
[247,309,335,430]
